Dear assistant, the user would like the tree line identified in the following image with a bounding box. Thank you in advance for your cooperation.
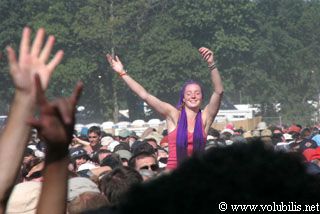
[1,0,320,126]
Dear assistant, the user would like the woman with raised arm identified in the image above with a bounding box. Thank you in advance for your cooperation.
[106,47,223,170]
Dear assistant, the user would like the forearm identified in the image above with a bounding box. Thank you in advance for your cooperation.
[74,138,90,146]
[121,73,149,100]
[36,149,69,214]
[203,65,224,126]
[210,67,224,95]
[0,92,35,204]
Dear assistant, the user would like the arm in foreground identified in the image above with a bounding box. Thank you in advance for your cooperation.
[0,27,63,212]
[30,75,83,214]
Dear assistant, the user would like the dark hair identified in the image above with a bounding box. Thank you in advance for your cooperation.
[99,166,143,206]
[301,128,311,138]
[114,140,320,214]
[100,153,122,169]
[128,152,157,169]
[131,142,155,156]
[88,126,102,136]
[176,80,205,164]
[21,157,43,179]
[208,128,220,138]
[162,129,168,136]
[98,149,112,155]
[114,142,130,152]
[272,133,283,145]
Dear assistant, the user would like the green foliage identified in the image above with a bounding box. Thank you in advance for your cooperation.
[0,0,320,125]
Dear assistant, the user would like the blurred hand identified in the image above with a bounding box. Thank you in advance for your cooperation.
[6,27,63,95]
[28,74,83,149]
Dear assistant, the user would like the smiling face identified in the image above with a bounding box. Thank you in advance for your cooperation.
[183,83,203,109]
[88,132,100,147]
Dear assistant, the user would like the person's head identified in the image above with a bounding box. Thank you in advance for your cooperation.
[100,153,123,169]
[115,149,132,167]
[67,192,108,213]
[312,127,319,136]
[177,80,204,110]
[23,147,36,165]
[70,148,90,169]
[131,141,156,156]
[301,128,311,138]
[208,128,220,139]
[129,152,158,173]
[99,166,143,206]
[21,149,41,182]
[143,138,158,150]
[23,160,44,182]
[128,131,139,145]
[97,149,112,164]
[118,129,131,143]
[75,157,89,169]
[114,142,131,152]
[117,140,320,214]
[88,126,102,147]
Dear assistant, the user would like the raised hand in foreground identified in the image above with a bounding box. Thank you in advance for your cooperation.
[0,27,63,213]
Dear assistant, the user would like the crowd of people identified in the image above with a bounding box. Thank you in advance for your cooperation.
[1,27,320,214]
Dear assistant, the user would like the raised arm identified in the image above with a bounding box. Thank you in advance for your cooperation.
[106,54,178,121]
[0,27,63,212]
[29,75,83,214]
[200,47,224,132]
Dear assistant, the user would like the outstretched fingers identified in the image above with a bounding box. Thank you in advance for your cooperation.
[6,46,18,74]
[27,74,48,129]
[34,73,48,106]
[39,35,55,62]
[70,81,83,106]
[19,27,31,61]
[106,54,113,65]
[55,81,83,124]
[46,50,64,72]
[115,55,122,63]
[31,28,46,57]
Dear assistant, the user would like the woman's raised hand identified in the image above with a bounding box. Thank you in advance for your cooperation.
[198,47,215,65]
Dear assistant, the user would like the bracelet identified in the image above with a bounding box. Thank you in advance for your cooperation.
[119,70,127,77]
[208,63,216,70]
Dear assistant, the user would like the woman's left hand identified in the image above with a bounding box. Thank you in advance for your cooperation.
[198,47,215,65]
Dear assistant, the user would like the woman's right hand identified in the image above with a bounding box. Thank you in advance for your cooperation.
[106,54,125,74]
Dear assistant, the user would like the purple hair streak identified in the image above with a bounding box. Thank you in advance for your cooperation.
[176,80,206,164]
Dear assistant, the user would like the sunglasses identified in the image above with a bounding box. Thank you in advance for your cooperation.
[139,164,159,171]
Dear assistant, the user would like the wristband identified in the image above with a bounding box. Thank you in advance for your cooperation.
[208,63,216,70]
[119,70,127,77]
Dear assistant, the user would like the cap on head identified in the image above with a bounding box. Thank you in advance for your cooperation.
[69,148,88,160]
